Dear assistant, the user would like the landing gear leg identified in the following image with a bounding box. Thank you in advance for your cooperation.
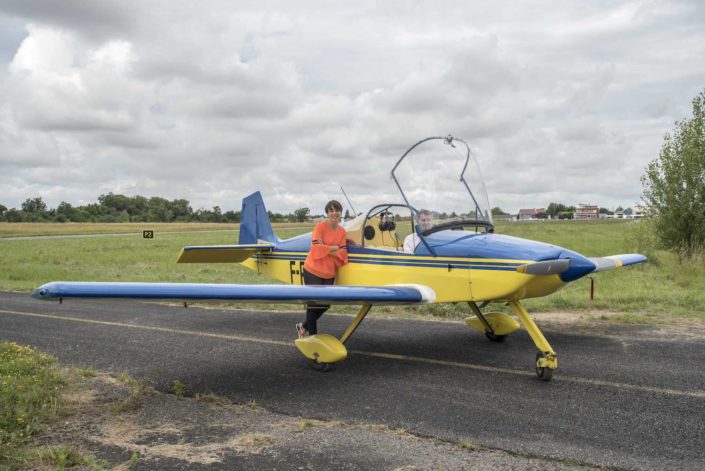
[508,300,557,381]
[465,302,520,340]
[340,303,372,345]
[468,302,505,342]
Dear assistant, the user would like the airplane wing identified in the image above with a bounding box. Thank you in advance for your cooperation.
[589,254,647,273]
[31,282,436,305]
[177,244,274,263]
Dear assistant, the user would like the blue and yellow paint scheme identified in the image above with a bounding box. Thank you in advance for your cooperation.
[166,190,646,380]
[32,190,646,380]
[236,237,585,304]
[31,136,648,380]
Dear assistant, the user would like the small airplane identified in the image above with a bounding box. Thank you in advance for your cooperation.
[32,136,646,380]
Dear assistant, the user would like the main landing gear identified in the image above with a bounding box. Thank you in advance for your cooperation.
[295,299,558,381]
[466,300,558,381]
[294,304,372,372]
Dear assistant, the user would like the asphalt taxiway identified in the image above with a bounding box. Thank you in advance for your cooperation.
[1,291,704,470]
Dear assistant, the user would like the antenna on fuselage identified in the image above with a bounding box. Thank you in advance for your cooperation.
[339,185,357,216]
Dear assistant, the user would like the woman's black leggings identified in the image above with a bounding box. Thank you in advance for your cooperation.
[302,268,335,335]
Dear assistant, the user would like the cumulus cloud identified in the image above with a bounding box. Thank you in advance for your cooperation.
[1,1,704,214]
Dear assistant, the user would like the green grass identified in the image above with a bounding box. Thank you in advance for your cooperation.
[172,379,185,398]
[0,221,703,321]
[111,372,152,414]
[33,445,98,470]
[498,220,705,320]
[0,226,308,291]
[0,342,66,468]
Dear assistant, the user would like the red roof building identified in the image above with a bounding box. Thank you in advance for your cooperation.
[575,204,599,220]
[517,208,545,220]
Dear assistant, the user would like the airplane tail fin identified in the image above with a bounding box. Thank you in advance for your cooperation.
[239,191,279,244]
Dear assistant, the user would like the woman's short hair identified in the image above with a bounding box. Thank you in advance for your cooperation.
[325,200,343,213]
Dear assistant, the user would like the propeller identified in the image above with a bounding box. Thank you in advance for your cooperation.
[516,259,571,276]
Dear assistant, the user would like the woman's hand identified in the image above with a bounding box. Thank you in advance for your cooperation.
[329,245,339,254]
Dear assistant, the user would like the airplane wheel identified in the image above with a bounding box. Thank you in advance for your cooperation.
[310,360,334,372]
[535,352,553,381]
[485,331,506,342]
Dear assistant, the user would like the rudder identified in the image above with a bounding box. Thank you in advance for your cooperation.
[239,191,278,244]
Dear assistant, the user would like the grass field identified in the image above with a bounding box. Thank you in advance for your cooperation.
[0,342,66,468]
[1,220,703,322]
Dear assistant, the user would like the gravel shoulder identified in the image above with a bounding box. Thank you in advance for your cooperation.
[29,373,597,470]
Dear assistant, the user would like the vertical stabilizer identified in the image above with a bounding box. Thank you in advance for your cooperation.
[239,191,278,244]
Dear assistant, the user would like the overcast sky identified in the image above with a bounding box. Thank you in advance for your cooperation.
[1,1,704,214]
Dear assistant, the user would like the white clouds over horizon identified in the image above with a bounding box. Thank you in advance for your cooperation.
[1,0,704,213]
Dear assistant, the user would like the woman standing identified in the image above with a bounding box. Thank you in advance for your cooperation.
[296,200,348,338]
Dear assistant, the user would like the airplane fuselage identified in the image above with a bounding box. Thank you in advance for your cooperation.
[241,230,596,303]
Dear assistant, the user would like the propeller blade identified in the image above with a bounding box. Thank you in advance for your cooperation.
[516,259,571,276]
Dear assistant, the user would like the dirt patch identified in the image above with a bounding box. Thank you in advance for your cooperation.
[26,373,599,470]
[530,310,705,341]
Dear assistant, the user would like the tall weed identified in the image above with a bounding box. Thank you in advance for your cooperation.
[0,342,65,467]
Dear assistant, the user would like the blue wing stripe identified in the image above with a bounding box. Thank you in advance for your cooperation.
[32,282,425,304]
[256,253,523,270]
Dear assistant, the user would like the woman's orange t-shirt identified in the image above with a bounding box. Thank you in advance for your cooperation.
[303,221,348,279]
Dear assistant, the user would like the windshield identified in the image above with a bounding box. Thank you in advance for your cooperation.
[391,136,492,235]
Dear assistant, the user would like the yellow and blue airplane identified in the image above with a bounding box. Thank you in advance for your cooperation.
[32,136,646,380]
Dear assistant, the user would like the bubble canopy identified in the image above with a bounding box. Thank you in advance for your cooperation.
[391,136,493,237]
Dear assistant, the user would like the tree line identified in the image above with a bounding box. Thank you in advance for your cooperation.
[0,193,316,224]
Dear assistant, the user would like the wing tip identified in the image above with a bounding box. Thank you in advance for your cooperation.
[590,253,648,272]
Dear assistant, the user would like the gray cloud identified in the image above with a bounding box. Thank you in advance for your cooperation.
[1,1,704,214]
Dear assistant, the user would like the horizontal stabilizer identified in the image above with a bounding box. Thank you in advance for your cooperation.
[589,254,647,273]
[516,259,571,276]
[32,282,435,305]
[177,244,273,263]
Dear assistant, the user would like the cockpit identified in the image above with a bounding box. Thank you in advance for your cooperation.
[343,136,493,255]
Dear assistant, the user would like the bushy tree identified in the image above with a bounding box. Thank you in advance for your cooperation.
[146,196,172,221]
[170,199,192,221]
[98,193,131,212]
[56,201,76,220]
[5,208,23,222]
[21,197,47,214]
[546,202,570,219]
[268,210,286,222]
[293,207,310,222]
[223,210,241,222]
[642,89,705,254]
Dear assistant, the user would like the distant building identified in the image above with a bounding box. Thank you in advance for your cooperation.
[629,203,646,219]
[517,208,545,220]
[575,204,599,220]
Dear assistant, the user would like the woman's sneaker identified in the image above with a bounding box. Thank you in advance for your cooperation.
[295,323,307,339]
